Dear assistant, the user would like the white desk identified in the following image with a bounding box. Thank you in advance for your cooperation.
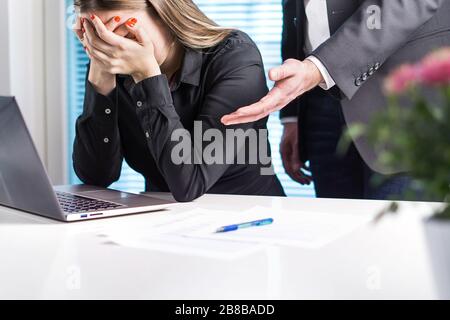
[0,194,448,300]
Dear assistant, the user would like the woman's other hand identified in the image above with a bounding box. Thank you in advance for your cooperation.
[85,15,161,83]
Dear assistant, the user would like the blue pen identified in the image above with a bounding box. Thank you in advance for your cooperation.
[215,218,274,233]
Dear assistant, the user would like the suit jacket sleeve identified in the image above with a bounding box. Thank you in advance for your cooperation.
[280,0,301,120]
[312,0,444,100]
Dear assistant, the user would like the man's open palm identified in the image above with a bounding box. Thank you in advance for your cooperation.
[221,59,323,125]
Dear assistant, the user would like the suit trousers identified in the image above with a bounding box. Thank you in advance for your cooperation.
[303,89,413,200]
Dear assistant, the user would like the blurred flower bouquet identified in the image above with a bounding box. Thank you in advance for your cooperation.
[365,48,450,298]
[369,48,450,217]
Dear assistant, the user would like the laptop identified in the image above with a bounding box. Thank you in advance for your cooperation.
[0,96,177,222]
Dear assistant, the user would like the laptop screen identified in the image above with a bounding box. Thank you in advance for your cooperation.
[0,97,63,219]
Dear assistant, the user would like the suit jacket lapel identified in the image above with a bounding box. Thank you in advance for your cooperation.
[296,0,307,59]
[326,0,362,35]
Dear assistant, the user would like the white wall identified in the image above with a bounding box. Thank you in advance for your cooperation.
[8,0,47,162]
[0,0,68,184]
[0,1,11,96]
[44,0,68,185]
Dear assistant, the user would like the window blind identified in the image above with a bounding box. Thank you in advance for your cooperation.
[66,0,315,197]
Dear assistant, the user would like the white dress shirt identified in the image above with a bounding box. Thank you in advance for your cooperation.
[304,0,331,54]
[282,0,336,124]
[304,0,335,89]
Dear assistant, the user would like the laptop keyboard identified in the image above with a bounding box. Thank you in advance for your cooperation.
[56,191,123,214]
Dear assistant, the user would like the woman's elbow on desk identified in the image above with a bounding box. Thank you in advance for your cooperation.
[168,178,208,203]
[171,187,204,203]
[73,162,120,189]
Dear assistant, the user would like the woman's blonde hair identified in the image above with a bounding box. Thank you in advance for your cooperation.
[74,0,233,49]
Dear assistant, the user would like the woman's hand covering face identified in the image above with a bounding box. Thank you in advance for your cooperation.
[73,15,129,52]
[73,15,161,82]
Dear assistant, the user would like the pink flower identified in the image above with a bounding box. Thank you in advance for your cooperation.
[424,47,450,61]
[418,47,450,86]
[385,47,450,95]
[384,64,419,95]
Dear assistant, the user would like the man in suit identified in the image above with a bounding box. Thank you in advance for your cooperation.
[222,0,450,200]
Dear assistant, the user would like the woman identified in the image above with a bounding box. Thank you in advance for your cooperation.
[73,0,285,202]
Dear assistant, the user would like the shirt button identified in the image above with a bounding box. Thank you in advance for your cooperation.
[145,131,150,139]
[137,101,143,108]
[105,108,112,115]
[103,137,110,144]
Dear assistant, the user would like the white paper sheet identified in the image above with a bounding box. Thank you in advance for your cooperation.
[102,209,265,260]
[103,206,374,257]
[182,206,375,249]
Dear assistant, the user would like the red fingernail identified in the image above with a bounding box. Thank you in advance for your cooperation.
[127,17,137,27]
[114,16,121,22]
[90,14,95,20]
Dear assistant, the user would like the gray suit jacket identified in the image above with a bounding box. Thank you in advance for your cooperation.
[281,0,450,174]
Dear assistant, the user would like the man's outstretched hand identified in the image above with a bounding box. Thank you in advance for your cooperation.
[221,59,324,125]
